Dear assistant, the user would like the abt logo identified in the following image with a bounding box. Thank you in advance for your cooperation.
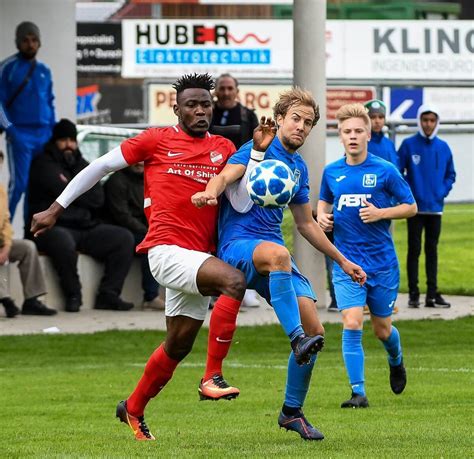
[337,194,372,211]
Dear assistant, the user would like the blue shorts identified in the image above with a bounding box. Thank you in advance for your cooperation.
[219,239,316,304]
[333,265,399,318]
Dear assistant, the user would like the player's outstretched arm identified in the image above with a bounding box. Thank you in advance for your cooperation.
[291,202,366,285]
[30,146,129,236]
[192,117,277,209]
[191,163,246,208]
[359,200,417,224]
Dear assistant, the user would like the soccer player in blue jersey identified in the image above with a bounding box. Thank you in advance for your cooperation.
[192,88,367,440]
[317,103,417,408]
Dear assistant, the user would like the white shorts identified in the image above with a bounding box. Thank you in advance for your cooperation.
[148,244,213,320]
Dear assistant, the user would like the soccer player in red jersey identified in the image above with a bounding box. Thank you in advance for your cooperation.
[30,74,319,441]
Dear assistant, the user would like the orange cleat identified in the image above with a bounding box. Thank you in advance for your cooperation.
[198,374,240,401]
[116,400,156,441]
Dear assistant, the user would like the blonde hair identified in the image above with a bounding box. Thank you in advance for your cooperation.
[273,87,320,127]
[335,103,371,130]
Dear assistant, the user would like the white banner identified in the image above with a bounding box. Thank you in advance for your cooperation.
[124,20,473,81]
[327,20,473,80]
[122,19,293,79]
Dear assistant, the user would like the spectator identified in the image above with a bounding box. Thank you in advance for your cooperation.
[28,119,135,312]
[210,73,259,149]
[398,104,456,309]
[104,163,165,310]
[0,150,56,317]
[364,99,398,166]
[0,21,55,219]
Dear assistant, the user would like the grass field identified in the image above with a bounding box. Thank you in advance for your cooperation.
[0,318,472,457]
[282,202,474,295]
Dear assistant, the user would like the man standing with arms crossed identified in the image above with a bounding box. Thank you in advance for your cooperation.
[317,103,417,408]
[31,74,321,441]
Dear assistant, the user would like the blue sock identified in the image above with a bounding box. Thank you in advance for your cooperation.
[342,329,365,396]
[269,271,303,340]
[382,326,402,366]
[284,352,317,408]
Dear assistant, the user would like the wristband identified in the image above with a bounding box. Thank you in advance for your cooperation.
[250,148,265,162]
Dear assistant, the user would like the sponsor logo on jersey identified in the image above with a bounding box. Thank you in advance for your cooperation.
[293,168,301,185]
[336,175,346,182]
[411,154,421,165]
[210,150,223,165]
[337,194,372,210]
[362,174,377,187]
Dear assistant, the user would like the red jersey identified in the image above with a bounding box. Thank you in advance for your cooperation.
[121,125,235,254]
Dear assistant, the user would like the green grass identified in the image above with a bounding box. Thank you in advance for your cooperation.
[0,318,472,457]
[283,203,474,295]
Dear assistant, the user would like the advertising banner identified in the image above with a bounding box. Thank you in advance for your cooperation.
[77,82,144,124]
[77,23,122,75]
[147,83,376,125]
[122,19,293,79]
[383,86,474,121]
[124,20,472,81]
[326,20,473,80]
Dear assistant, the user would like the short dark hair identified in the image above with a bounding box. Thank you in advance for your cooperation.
[172,73,215,96]
[215,73,238,88]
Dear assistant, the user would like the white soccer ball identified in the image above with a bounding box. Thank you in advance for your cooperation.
[246,159,296,208]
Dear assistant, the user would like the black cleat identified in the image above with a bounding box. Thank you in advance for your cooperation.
[408,293,420,308]
[341,392,369,408]
[425,293,451,308]
[21,297,57,316]
[291,334,324,365]
[278,410,324,441]
[327,300,338,312]
[390,360,407,394]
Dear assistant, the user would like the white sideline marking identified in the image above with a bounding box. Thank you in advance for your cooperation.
[0,363,472,374]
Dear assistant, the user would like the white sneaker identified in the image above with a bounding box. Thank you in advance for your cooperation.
[143,296,166,311]
[242,290,260,308]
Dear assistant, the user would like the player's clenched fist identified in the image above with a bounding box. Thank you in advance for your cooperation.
[191,191,218,208]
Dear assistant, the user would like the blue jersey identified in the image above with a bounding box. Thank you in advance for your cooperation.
[320,153,415,273]
[218,137,309,255]
[0,53,55,131]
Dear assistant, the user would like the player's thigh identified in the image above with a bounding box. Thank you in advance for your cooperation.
[298,296,324,336]
[219,239,269,293]
[333,269,367,311]
[148,244,211,295]
[195,256,245,298]
[366,269,399,318]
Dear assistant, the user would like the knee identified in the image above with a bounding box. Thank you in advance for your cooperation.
[344,316,363,330]
[374,324,391,341]
[221,269,246,300]
[164,336,194,361]
[266,245,291,271]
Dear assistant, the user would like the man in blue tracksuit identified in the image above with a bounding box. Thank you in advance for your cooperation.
[365,99,398,167]
[398,104,456,309]
[0,22,55,219]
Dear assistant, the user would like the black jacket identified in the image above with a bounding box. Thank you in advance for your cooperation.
[104,168,147,234]
[28,142,104,229]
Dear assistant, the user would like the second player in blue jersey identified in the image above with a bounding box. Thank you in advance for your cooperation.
[317,103,417,409]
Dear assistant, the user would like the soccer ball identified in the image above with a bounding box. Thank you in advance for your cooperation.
[246,159,296,208]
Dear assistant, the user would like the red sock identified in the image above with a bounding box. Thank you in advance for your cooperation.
[204,295,241,381]
[127,344,178,417]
